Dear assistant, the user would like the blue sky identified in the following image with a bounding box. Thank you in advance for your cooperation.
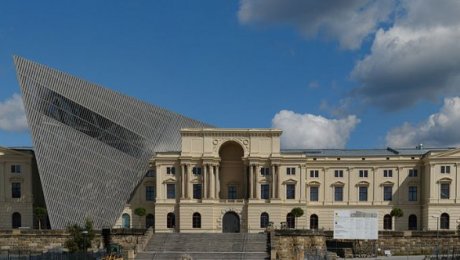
[1,0,460,149]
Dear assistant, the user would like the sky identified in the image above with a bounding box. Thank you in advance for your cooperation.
[1,0,460,149]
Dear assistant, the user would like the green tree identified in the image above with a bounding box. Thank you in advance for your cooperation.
[390,207,404,218]
[134,207,146,217]
[64,219,96,253]
[291,207,304,229]
[34,207,47,230]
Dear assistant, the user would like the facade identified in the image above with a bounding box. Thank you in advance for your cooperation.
[14,56,211,229]
[0,147,33,229]
[122,128,460,233]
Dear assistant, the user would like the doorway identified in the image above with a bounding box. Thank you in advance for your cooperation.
[222,211,240,233]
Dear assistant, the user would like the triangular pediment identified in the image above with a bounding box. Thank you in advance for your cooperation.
[430,148,460,158]
[380,181,395,186]
[163,178,176,184]
[282,178,297,184]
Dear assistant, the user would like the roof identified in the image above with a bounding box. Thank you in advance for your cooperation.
[280,147,454,157]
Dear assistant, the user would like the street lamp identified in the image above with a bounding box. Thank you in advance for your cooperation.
[82,230,89,259]
[431,215,439,258]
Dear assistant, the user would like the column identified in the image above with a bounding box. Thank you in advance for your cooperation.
[276,165,280,199]
[271,165,276,199]
[181,164,186,199]
[216,165,220,199]
[300,165,306,202]
[155,165,161,200]
[243,165,247,199]
[203,164,207,199]
[210,165,215,199]
[249,165,254,199]
[187,164,193,199]
[255,165,261,199]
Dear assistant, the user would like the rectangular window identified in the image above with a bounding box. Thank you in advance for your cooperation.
[193,184,202,199]
[359,170,368,178]
[310,170,319,178]
[359,186,368,201]
[310,186,319,201]
[228,185,237,199]
[287,167,296,175]
[11,165,21,173]
[261,184,270,199]
[408,186,417,201]
[334,170,343,178]
[440,183,450,199]
[286,184,295,199]
[145,186,156,201]
[192,167,202,175]
[335,186,343,201]
[166,184,176,199]
[409,169,418,177]
[166,167,175,175]
[384,186,392,201]
[260,167,270,176]
[441,166,451,174]
[383,170,393,177]
[12,183,21,198]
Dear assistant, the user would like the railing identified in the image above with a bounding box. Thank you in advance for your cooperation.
[218,199,246,203]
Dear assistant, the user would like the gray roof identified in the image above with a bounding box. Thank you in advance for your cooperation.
[281,147,454,157]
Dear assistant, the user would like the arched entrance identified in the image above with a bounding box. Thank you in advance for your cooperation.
[222,212,240,233]
[219,141,245,199]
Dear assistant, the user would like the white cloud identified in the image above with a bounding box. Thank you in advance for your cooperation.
[352,0,460,110]
[272,110,360,149]
[0,93,28,132]
[238,0,394,50]
[386,97,460,148]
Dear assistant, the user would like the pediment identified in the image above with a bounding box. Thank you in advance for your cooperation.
[356,181,370,186]
[437,177,453,183]
[380,181,395,186]
[282,179,297,184]
[307,181,321,186]
[331,181,345,187]
[162,178,176,184]
[430,148,460,158]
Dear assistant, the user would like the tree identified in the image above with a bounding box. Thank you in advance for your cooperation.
[34,207,47,230]
[64,219,96,253]
[291,207,304,229]
[390,207,404,218]
[134,207,146,217]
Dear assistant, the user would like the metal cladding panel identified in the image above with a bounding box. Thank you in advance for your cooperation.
[14,56,212,229]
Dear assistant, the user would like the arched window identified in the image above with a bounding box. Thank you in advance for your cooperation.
[260,212,269,228]
[146,214,155,229]
[193,212,201,228]
[12,212,21,228]
[440,213,449,229]
[310,214,318,230]
[408,215,417,230]
[122,213,130,228]
[383,214,392,230]
[167,212,176,228]
[286,213,295,228]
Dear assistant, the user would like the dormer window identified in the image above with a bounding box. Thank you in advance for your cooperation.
[441,166,451,174]
[11,165,21,174]
[192,167,202,175]
[166,167,175,175]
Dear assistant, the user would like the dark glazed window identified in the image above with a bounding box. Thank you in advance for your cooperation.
[310,187,319,201]
[12,183,21,198]
[286,184,295,199]
[192,212,201,228]
[167,184,176,199]
[260,212,269,228]
[310,214,318,230]
[384,214,392,230]
[335,186,343,201]
[440,213,449,229]
[261,184,270,199]
[408,215,417,230]
[12,212,21,228]
[193,184,202,199]
[167,213,175,228]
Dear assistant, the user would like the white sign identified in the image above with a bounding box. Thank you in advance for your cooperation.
[333,210,378,240]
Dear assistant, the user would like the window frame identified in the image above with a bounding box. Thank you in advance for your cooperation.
[440,183,450,199]
[383,186,392,201]
[334,170,344,178]
[145,186,156,201]
[11,182,21,198]
[334,186,343,201]
[286,184,296,199]
[310,170,319,178]
[359,186,368,201]
[310,186,319,201]
[166,183,176,199]
[408,186,417,201]
[193,184,202,199]
[261,184,270,199]
[359,170,368,178]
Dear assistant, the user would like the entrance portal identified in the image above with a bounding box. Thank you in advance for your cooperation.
[222,212,240,233]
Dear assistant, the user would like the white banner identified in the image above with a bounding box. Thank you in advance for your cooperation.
[333,210,378,240]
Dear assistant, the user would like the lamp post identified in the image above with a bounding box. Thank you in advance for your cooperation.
[82,230,89,259]
[431,215,439,259]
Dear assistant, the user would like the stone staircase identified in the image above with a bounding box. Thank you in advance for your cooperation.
[136,233,270,260]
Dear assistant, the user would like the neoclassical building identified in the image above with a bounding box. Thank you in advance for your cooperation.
[118,128,460,233]
[0,147,34,229]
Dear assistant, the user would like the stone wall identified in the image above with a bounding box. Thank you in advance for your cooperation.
[0,229,147,254]
[271,230,327,260]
